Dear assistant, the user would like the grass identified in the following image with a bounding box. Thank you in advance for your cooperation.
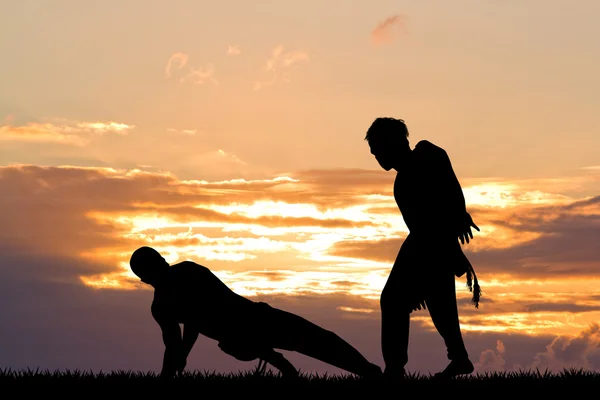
[2,367,598,396]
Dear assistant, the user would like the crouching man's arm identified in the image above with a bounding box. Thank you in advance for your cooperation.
[152,307,185,379]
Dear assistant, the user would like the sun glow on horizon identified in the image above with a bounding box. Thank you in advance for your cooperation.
[70,170,600,339]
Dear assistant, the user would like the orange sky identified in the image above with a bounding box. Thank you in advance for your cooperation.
[1,1,599,375]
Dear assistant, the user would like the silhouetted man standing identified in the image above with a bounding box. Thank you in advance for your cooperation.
[129,246,382,379]
[364,117,481,380]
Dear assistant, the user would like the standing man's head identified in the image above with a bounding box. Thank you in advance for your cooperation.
[130,246,169,286]
[365,117,411,171]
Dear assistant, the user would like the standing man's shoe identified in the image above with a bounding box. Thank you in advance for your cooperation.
[433,358,474,380]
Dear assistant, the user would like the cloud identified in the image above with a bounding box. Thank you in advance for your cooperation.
[470,324,600,374]
[227,45,241,56]
[180,64,219,85]
[170,148,253,181]
[371,14,407,47]
[213,149,246,165]
[265,47,310,70]
[254,45,311,90]
[0,249,164,373]
[164,52,189,78]
[74,121,133,135]
[475,340,506,372]
[330,196,600,279]
[2,164,600,373]
[0,119,135,146]
[0,122,87,146]
[1,164,600,339]
[166,128,198,136]
[3,164,599,278]
[164,53,218,85]
[530,323,600,371]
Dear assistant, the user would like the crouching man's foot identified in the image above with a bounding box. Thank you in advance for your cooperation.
[267,351,300,381]
[433,358,474,380]
[361,363,383,380]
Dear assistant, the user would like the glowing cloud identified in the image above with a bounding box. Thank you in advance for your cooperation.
[2,164,600,341]
[74,121,133,135]
[0,119,135,146]
[0,122,87,145]
[166,128,197,136]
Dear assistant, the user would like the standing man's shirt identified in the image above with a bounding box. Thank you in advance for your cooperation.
[394,140,467,239]
[393,140,472,277]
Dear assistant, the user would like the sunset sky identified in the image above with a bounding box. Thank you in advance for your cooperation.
[1,0,600,376]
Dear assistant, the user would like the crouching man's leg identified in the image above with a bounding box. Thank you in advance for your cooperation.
[257,303,382,379]
[261,349,299,379]
[218,340,299,379]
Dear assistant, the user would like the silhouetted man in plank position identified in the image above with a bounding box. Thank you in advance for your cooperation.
[364,117,481,380]
[130,246,383,379]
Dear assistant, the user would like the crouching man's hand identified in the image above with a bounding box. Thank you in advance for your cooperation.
[160,347,187,380]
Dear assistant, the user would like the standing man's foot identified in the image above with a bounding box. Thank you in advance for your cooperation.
[383,366,406,384]
[433,358,474,380]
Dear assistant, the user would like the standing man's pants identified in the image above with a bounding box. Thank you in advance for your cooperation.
[380,234,470,373]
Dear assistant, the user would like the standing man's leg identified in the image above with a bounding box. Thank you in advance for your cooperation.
[258,303,382,378]
[425,269,474,378]
[380,266,410,379]
[380,235,417,380]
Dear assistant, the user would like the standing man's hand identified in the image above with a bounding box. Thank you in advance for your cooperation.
[458,212,480,245]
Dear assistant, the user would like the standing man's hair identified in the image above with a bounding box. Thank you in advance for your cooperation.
[364,117,410,146]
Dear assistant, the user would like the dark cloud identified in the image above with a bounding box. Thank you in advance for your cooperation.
[2,243,116,284]
[2,164,600,374]
[523,303,600,313]
[531,324,600,371]
[0,246,160,372]
[329,196,600,279]
[467,206,600,278]
[151,206,377,229]
[329,238,402,263]
[330,281,360,289]
[0,165,385,272]
[1,244,599,375]
[245,271,290,282]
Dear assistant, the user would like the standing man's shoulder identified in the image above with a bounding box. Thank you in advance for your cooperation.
[413,140,448,163]
[414,140,445,154]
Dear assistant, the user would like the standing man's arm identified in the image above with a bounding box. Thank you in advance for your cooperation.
[439,149,480,244]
